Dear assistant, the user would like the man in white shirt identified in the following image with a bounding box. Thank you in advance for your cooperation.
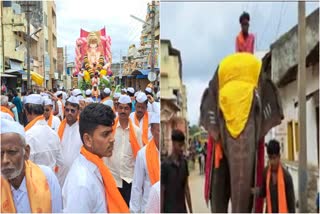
[24,94,63,171]
[62,103,129,213]
[43,98,61,132]
[56,91,64,120]
[104,95,143,206]
[1,119,62,213]
[56,96,82,187]
[130,92,154,145]
[130,113,160,213]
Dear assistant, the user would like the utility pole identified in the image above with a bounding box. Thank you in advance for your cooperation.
[298,1,308,212]
[21,2,34,91]
[150,1,155,75]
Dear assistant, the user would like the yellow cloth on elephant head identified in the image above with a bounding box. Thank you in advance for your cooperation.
[218,53,261,138]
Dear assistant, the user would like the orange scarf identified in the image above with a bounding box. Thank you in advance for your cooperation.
[57,119,67,141]
[146,138,160,185]
[214,140,223,168]
[47,113,53,127]
[101,96,110,103]
[80,147,129,213]
[0,106,14,118]
[266,164,288,213]
[1,160,51,213]
[112,117,141,158]
[134,112,149,146]
[24,115,45,131]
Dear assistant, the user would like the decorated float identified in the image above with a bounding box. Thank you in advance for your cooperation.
[74,27,114,90]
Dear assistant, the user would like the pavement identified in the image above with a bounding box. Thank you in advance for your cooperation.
[188,163,211,213]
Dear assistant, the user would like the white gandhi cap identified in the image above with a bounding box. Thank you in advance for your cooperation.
[104,88,111,94]
[72,89,82,96]
[67,96,79,105]
[25,94,44,105]
[113,92,121,99]
[85,89,91,96]
[0,119,26,138]
[118,95,131,104]
[136,92,148,103]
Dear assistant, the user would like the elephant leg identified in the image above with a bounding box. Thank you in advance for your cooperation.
[210,154,231,213]
[226,112,256,213]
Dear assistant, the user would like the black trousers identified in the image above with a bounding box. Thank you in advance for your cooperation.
[118,180,132,207]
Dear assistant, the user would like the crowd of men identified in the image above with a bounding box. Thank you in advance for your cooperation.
[1,85,160,213]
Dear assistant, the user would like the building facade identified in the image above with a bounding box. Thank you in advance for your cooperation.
[160,39,188,156]
[264,8,319,211]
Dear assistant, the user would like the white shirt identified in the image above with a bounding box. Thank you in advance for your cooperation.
[10,165,62,213]
[145,181,160,213]
[147,101,160,113]
[46,115,61,132]
[129,112,153,141]
[62,154,107,213]
[57,100,64,119]
[56,121,82,187]
[104,119,143,188]
[130,145,159,213]
[26,119,63,170]
[0,111,14,121]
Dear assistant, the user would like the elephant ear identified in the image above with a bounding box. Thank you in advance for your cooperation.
[259,73,284,139]
[200,68,220,140]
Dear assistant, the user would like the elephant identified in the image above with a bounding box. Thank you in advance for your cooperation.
[199,53,284,213]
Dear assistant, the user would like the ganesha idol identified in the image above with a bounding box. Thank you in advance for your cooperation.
[75,29,112,87]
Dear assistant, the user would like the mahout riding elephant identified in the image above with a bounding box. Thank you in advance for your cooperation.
[200,53,284,212]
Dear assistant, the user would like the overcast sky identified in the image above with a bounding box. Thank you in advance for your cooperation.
[56,0,150,63]
[161,1,319,126]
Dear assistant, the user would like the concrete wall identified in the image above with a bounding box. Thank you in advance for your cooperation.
[271,9,319,84]
[3,7,26,62]
[273,63,319,166]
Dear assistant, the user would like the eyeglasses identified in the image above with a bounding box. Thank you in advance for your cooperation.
[65,108,76,114]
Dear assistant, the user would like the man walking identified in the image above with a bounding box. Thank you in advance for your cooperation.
[62,104,129,212]
[161,129,193,213]
[252,139,295,213]
[56,96,82,186]
[104,95,143,206]
[130,113,160,212]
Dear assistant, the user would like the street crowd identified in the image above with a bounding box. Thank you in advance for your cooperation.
[0,84,160,213]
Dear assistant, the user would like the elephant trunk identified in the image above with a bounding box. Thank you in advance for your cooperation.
[224,108,257,213]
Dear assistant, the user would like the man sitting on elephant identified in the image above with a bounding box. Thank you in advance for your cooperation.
[252,139,295,213]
